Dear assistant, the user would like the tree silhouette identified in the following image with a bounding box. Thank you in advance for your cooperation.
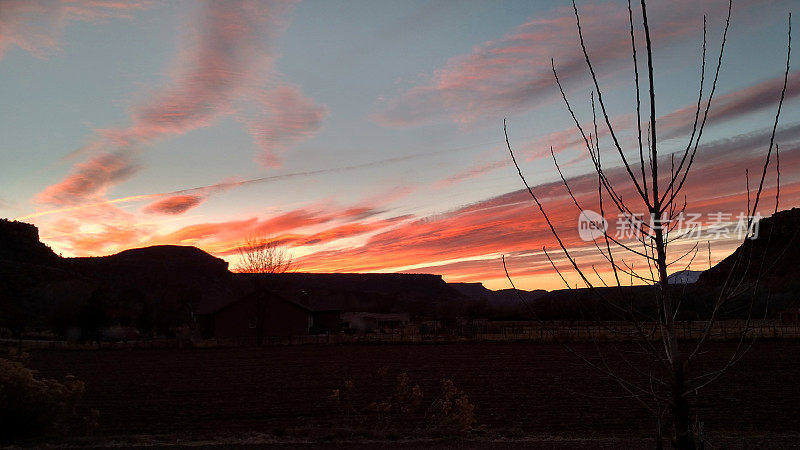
[503,1,791,448]
[235,235,293,345]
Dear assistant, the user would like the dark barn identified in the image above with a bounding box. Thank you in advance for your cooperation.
[202,294,313,343]
[311,309,343,334]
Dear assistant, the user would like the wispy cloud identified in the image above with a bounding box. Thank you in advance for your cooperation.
[239,85,328,167]
[372,0,733,127]
[141,194,204,215]
[38,188,410,257]
[35,0,325,210]
[37,152,140,205]
[125,0,295,140]
[292,124,800,280]
[430,62,797,190]
[0,0,147,60]
[33,122,799,285]
[434,159,510,189]
[660,72,800,141]
[24,145,449,221]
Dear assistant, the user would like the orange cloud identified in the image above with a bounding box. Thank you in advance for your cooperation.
[33,125,799,289]
[291,127,800,287]
[292,216,412,247]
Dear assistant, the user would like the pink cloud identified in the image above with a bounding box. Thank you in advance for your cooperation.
[0,0,147,60]
[36,0,325,209]
[660,72,800,141]
[372,0,733,127]
[429,58,797,191]
[293,216,411,247]
[126,0,296,141]
[434,160,510,189]
[37,152,139,205]
[142,194,203,215]
[292,125,800,282]
[34,122,799,288]
[242,85,329,167]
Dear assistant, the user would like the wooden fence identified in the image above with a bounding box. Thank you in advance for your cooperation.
[3,320,799,349]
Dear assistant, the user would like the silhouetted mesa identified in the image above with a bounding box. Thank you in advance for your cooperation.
[2,210,799,342]
[0,219,60,265]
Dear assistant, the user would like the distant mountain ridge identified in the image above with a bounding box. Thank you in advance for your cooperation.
[0,221,482,335]
[0,219,530,315]
[449,282,547,308]
[3,208,798,337]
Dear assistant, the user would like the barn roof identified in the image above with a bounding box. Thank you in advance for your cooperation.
[204,291,312,316]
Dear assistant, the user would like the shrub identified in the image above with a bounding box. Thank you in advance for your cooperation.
[331,369,476,435]
[427,378,476,433]
[366,372,423,416]
[0,355,95,443]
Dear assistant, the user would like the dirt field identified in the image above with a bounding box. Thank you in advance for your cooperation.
[24,341,800,446]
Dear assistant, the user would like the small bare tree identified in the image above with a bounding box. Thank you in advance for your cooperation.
[235,236,293,345]
[235,235,292,275]
[503,0,791,448]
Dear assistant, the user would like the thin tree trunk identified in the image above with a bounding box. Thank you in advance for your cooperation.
[672,360,694,449]
[652,212,695,450]
[655,218,694,449]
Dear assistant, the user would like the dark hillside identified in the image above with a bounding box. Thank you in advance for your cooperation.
[697,208,800,291]
[239,272,467,315]
[70,245,230,287]
[450,282,547,308]
[0,219,60,265]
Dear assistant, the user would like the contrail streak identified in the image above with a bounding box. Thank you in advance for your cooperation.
[15,142,489,221]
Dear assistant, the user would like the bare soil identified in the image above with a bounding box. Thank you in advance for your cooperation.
[24,340,800,446]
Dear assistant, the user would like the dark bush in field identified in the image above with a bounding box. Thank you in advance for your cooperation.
[0,354,96,443]
[331,369,476,435]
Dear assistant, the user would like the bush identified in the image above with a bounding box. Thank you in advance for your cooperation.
[331,369,476,435]
[0,354,96,443]
[427,378,476,433]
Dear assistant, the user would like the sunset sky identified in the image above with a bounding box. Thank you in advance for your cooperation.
[1,0,797,290]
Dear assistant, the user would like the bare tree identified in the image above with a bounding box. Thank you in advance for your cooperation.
[235,235,292,275]
[503,1,792,448]
[235,236,293,345]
